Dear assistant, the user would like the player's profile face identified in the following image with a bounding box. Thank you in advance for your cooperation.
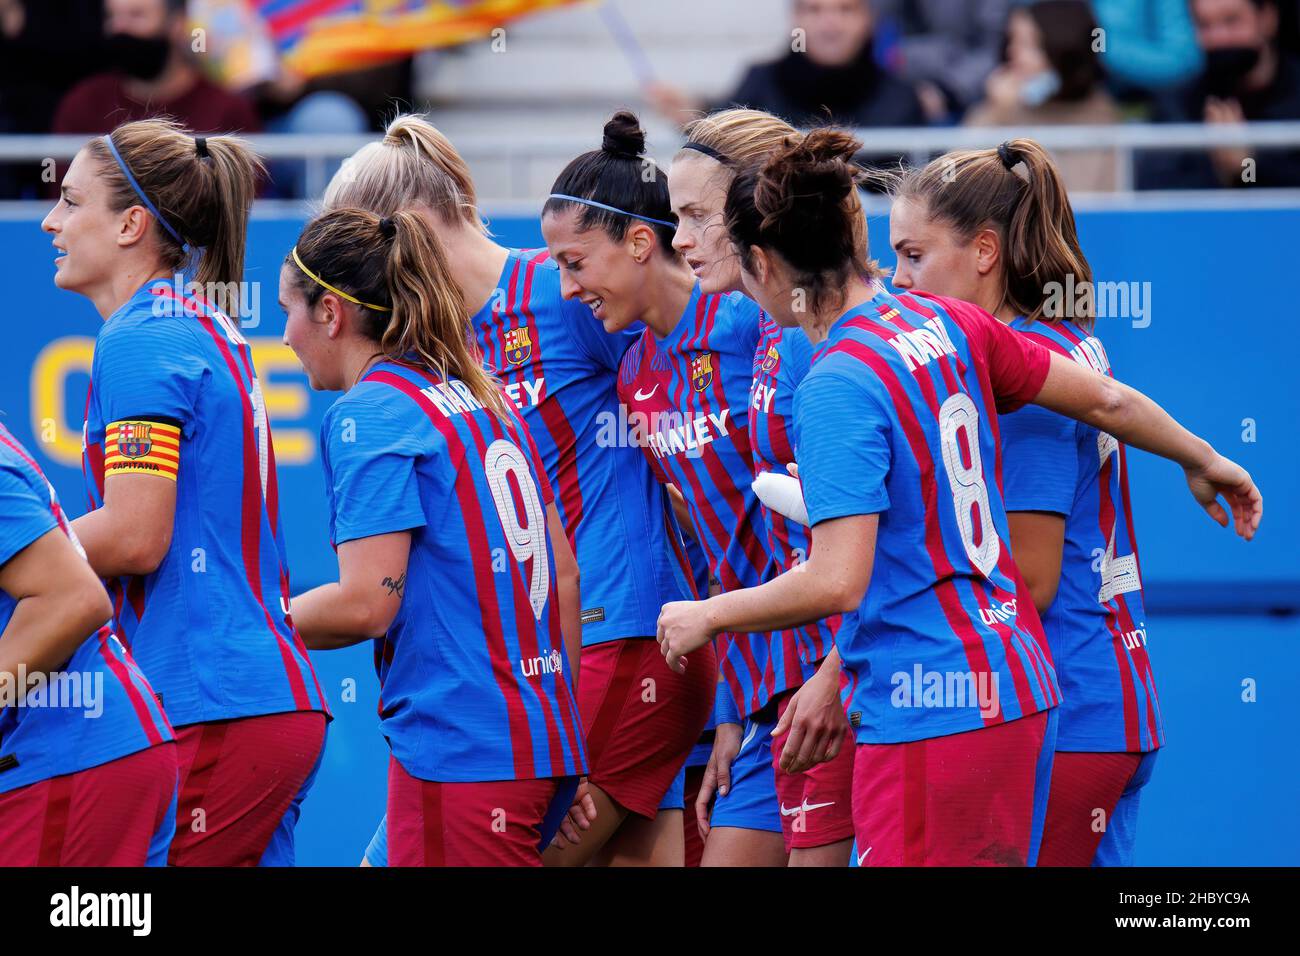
[888,197,981,305]
[41,149,118,297]
[279,263,337,392]
[542,207,640,333]
[669,153,737,295]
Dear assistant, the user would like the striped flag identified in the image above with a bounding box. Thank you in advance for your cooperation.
[252,0,590,78]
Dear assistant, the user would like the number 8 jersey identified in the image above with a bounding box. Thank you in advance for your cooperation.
[322,360,586,783]
[83,280,327,727]
[793,290,1060,744]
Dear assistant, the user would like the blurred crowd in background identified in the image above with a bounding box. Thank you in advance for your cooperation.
[1,0,1299,198]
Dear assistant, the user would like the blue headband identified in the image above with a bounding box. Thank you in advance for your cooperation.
[548,193,675,229]
[101,134,187,252]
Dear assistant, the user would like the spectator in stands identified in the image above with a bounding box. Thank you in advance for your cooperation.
[1138,0,1300,188]
[52,0,259,136]
[965,1,1121,192]
[0,0,107,197]
[646,0,925,129]
[1092,0,1203,96]
[871,0,1011,120]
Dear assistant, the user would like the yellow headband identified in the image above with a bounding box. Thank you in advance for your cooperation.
[291,246,391,312]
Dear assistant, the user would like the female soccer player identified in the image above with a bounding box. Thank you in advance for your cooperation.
[886,139,1164,865]
[657,130,1262,866]
[544,110,797,867]
[322,114,709,867]
[665,109,865,866]
[0,423,176,866]
[42,119,329,866]
[282,206,588,866]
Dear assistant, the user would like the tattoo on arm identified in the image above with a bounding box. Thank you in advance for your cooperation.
[381,572,406,599]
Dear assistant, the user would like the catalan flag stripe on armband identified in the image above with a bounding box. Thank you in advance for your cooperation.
[104,420,181,481]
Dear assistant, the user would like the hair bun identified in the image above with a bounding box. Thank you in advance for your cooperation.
[378,216,397,239]
[601,110,646,159]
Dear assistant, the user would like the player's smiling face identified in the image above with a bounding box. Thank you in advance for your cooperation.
[670,153,738,295]
[42,149,125,297]
[889,196,986,307]
[542,206,647,334]
[280,263,344,391]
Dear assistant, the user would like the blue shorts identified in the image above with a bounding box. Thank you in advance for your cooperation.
[707,714,781,834]
[1094,749,1159,867]
[658,766,686,811]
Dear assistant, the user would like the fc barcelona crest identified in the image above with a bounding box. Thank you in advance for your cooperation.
[691,353,714,391]
[761,343,780,374]
[118,422,153,459]
[504,326,532,366]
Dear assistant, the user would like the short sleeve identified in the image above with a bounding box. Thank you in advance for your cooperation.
[568,298,639,372]
[94,317,204,438]
[321,399,427,546]
[793,365,892,525]
[931,296,1052,413]
[0,463,58,569]
[1000,405,1078,515]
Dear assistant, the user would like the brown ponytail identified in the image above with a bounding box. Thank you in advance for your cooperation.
[88,118,263,319]
[890,138,1093,327]
[725,128,872,315]
[288,207,507,415]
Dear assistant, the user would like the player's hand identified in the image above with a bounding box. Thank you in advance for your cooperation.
[657,599,716,674]
[695,722,742,841]
[1184,452,1262,541]
[551,777,597,849]
[772,660,849,775]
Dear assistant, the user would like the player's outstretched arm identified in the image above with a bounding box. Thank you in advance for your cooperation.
[291,531,412,650]
[0,528,114,680]
[657,514,877,672]
[1031,353,1263,540]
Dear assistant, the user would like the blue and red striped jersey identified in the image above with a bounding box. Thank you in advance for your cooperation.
[1001,318,1162,753]
[0,424,173,794]
[749,314,840,678]
[471,249,692,644]
[82,281,327,727]
[322,359,586,782]
[617,287,795,718]
[794,290,1060,744]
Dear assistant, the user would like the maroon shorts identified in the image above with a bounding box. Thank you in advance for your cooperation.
[387,756,560,866]
[771,689,855,851]
[578,637,716,818]
[1037,750,1145,866]
[851,710,1053,867]
[0,742,177,866]
[169,710,326,867]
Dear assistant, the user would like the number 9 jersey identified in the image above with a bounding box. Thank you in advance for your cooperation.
[792,290,1061,744]
[82,281,327,727]
[321,360,587,784]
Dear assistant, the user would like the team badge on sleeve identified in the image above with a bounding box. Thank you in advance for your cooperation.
[504,327,533,366]
[691,353,714,391]
[105,419,181,481]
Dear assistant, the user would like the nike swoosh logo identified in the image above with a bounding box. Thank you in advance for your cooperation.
[634,384,659,401]
[857,846,872,865]
[779,799,836,817]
